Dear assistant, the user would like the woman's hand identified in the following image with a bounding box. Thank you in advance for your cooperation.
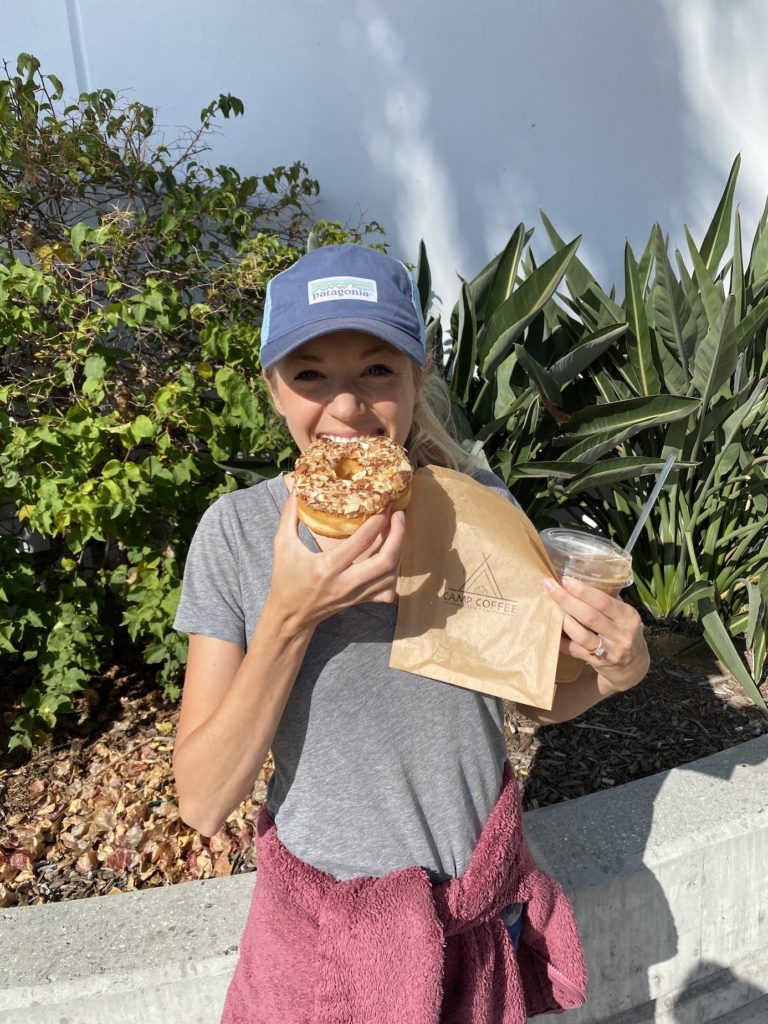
[543,575,650,692]
[268,491,406,631]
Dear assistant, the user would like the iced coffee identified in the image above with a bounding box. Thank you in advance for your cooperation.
[540,528,633,683]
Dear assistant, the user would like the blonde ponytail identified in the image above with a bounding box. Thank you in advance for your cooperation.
[406,370,474,474]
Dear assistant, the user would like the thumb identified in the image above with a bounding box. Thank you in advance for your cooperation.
[276,490,302,544]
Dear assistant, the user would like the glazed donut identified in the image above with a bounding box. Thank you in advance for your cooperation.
[292,435,413,538]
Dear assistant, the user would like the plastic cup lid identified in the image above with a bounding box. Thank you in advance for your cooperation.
[540,528,633,586]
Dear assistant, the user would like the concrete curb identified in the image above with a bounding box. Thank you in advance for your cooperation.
[2,736,767,1023]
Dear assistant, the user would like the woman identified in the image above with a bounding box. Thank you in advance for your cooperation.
[172,244,649,1023]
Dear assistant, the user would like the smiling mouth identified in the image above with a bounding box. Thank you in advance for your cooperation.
[318,430,387,443]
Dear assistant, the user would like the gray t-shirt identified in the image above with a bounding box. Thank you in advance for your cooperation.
[174,469,519,881]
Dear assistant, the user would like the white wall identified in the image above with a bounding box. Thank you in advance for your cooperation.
[4,0,767,319]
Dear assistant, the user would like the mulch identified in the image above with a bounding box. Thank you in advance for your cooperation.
[1,625,766,907]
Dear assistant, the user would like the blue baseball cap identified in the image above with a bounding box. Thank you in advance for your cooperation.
[259,244,427,369]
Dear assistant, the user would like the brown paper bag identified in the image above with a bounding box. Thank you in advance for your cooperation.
[390,465,563,710]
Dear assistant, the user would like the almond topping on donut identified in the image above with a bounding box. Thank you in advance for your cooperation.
[293,435,413,519]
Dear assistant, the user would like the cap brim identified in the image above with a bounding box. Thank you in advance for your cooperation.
[259,317,426,369]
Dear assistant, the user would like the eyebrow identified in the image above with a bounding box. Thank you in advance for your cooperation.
[291,344,394,363]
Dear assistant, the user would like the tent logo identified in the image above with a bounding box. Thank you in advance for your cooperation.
[442,555,518,616]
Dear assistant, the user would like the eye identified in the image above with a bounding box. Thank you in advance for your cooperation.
[293,369,323,381]
[364,364,394,377]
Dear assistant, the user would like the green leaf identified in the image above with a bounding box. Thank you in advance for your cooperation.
[425,314,444,373]
[731,209,745,322]
[484,224,527,318]
[689,295,737,405]
[479,236,581,378]
[306,224,323,251]
[733,292,768,350]
[637,227,657,294]
[549,323,628,387]
[556,424,654,464]
[449,282,477,404]
[700,154,740,274]
[415,239,431,318]
[685,226,724,327]
[540,210,625,322]
[83,354,106,381]
[653,226,696,376]
[752,625,767,688]
[69,221,89,258]
[699,379,754,439]
[504,461,583,480]
[214,458,281,484]
[129,414,156,442]
[559,395,701,439]
[745,580,763,649]
[487,349,517,418]
[624,243,660,395]
[675,255,710,347]
[655,335,688,395]
[563,457,696,496]
[689,377,767,523]
[667,581,715,619]
[451,234,532,334]
[749,216,768,290]
[47,74,64,100]
[514,344,562,406]
[698,598,768,716]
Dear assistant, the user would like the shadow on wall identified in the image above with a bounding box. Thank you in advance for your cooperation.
[658,0,768,249]
[524,659,768,1023]
[354,0,694,305]
[9,0,756,314]
[671,962,768,1023]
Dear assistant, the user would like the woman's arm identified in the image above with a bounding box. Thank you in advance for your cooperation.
[516,573,650,725]
[172,495,405,835]
[172,610,314,836]
[515,661,648,725]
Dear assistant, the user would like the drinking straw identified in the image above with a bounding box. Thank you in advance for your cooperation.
[624,454,677,554]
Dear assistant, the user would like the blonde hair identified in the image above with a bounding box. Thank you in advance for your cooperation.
[407,368,473,473]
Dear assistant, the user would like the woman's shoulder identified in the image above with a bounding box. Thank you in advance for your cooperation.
[198,475,286,534]
[467,465,523,510]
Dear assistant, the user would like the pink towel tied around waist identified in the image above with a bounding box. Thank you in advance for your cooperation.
[221,762,587,1024]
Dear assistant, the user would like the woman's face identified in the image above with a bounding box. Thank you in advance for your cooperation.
[265,331,424,452]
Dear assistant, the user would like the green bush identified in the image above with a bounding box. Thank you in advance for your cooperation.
[0,53,382,750]
[421,155,768,714]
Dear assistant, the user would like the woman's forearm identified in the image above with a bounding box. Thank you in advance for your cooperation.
[173,601,314,836]
[517,652,650,726]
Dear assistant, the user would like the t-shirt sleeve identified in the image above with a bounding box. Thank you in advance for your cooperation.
[471,467,524,512]
[173,496,246,648]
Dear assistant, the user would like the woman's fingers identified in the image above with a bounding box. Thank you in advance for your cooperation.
[274,491,305,556]
[544,576,629,632]
[325,513,390,571]
[543,574,648,681]
[273,500,406,622]
[335,511,406,595]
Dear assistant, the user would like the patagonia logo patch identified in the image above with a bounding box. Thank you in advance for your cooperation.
[308,276,378,304]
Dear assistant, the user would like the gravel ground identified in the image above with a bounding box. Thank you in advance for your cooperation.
[1,626,766,906]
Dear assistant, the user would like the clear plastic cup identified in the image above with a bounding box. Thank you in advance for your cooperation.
[540,528,634,683]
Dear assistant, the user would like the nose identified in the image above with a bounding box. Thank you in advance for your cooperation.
[327,386,367,420]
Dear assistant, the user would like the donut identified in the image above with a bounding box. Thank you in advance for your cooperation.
[292,435,413,538]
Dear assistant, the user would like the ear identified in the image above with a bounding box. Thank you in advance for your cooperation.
[262,368,285,417]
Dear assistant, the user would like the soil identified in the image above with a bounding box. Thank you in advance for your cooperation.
[1,623,767,908]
